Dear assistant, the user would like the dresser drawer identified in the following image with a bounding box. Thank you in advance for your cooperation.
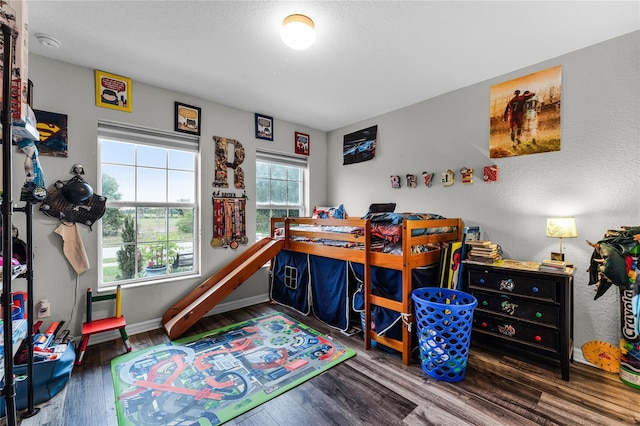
[473,291,559,327]
[468,269,558,301]
[473,312,559,351]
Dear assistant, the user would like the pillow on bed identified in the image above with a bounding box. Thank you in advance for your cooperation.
[362,211,445,224]
[312,204,345,219]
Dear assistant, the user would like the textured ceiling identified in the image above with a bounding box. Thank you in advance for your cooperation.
[27,1,640,132]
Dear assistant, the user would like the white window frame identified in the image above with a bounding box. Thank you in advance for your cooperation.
[255,150,307,240]
[97,121,200,289]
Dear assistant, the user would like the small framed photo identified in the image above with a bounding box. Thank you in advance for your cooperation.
[175,102,201,135]
[551,252,565,262]
[255,113,273,141]
[95,70,132,112]
[295,131,310,156]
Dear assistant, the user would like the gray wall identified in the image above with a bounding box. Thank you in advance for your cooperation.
[326,31,640,350]
[17,32,639,352]
[12,54,328,337]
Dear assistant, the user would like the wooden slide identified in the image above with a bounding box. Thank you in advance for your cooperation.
[162,238,284,340]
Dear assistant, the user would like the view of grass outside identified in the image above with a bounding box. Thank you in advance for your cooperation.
[255,160,304,240]
[100,134,198,288]
[102,210,195,283]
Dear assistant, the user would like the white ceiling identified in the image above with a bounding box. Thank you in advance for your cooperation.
[27,1,640,132]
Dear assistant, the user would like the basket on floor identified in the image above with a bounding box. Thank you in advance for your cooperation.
[411,287,477,382]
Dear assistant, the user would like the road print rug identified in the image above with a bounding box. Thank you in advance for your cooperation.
[111,312,355,425]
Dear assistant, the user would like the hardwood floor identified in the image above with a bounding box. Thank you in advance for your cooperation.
[7,302,640,425]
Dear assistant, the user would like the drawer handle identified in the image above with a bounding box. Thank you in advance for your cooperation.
[479,278,485,285]
[535,335,542,342]
[482,300,488,307]
[536,312,542,318]
[500,279,515,292]
[501,300,518,315]
[498,324,516,337]
[532,287,539,293]
[481,322,488,328]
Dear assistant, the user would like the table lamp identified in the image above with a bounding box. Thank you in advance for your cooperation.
[546,217,577,261]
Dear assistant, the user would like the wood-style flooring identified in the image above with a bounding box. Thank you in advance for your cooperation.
[5,302,640,425]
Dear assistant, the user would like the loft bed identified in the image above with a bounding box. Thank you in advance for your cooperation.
[269,213,463,365]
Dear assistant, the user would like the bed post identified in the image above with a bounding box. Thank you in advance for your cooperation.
[363,218,372,351]
[401,219,412,365]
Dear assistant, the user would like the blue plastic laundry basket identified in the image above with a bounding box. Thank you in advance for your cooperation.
[412,287,477,382]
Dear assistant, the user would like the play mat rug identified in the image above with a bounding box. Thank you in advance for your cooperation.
[110,312,355,425]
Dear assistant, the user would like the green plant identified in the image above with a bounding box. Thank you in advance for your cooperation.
[102,174,124,236]
[116,215,137,279]
[141,239,179,269]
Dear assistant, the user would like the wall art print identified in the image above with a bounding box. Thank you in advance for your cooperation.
[94,69,132,112]
[255,113,273,141]
[295,131,310,156]
[33,109,68,157]
[213,136,245,189]
[175,102,201,135]
[489,65,562,158]
[343,125,377,165]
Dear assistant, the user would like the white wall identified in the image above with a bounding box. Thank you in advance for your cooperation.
[326,31,640,349]
[11,54,328,337]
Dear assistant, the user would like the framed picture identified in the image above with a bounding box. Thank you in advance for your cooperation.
[343,125,377,165]
[489,65,562,158]
[294,131,310,156]
[94,70,132,112]
[255,113,273,141]
[34,109,68,157]
[174,102,201,135]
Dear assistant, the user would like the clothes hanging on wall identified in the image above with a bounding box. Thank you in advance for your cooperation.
[54,223,90,274]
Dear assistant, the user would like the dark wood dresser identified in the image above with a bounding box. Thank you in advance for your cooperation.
[463,262,574,381]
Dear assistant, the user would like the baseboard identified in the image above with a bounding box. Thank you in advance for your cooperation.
[573,347,588,365]
[84,293,270,346]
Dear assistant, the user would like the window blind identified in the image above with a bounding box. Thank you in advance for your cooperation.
[98,120,199,152]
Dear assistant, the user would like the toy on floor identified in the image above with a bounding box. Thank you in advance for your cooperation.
[581,340,621,373]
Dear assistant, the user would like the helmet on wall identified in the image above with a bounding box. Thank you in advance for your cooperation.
[62,177,94,205]
[40,174,106,229]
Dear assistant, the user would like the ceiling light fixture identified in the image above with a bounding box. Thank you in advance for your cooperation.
[281,14,316,50]
[35,33,61,49]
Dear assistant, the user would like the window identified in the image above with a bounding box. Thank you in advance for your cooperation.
[98,121,199,288]
[284,266,298,289]
[256,150,307,240]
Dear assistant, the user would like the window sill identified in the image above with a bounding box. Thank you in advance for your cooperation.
[99,271,202,292]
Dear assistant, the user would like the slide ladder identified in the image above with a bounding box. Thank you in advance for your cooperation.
[162,238,283,339]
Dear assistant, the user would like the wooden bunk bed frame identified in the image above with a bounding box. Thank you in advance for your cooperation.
[270,216,463,365]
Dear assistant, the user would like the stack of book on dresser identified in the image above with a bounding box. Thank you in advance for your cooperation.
[539,259,567,272]
[465,240,501,263]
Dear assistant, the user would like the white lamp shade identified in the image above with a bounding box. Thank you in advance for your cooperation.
[281,14,316,50]
[546,217,578,238]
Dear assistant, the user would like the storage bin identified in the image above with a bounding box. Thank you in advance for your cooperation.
[412,287,477,382]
